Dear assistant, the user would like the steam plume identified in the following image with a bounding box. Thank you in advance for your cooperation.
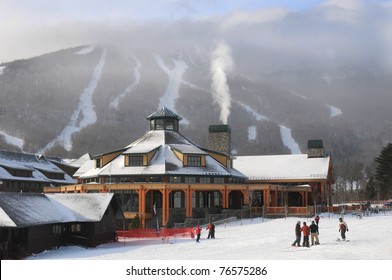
[210,41,234,124]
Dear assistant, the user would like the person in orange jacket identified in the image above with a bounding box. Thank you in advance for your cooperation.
[301,221,310,247]
[194,225,202,243]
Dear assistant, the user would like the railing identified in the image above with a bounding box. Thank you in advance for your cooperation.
[116,227,194,239]
[251,206,311,216]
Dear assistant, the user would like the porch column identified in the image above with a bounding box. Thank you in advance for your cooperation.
[321,181,326,203]
[220,186,229,209]
[161,187,171,226]
[185,187,193,218]
[265,189,271,207]
[137,187,147,228]
[241,186,249,206]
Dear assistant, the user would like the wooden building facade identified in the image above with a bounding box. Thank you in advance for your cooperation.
[44,108,334,226]
[0,193,122,259]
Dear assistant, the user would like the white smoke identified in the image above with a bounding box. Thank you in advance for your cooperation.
[210,41,234,124]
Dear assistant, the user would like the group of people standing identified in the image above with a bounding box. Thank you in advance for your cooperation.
[194,223,215,243]
[292,215,350,247]
[292,215,320,247]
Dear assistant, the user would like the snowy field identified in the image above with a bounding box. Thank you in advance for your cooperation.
[26,212,392,260]
[3,213,391,280]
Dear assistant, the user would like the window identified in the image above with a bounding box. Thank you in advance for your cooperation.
[184,177,196,183]
[199,177,210,184]
[51,224,62,236]
[96,158,102,168]
[214,177,225,184]
[149,177,161,182]
[128,155,143,166]
[170,176,182,183]
[155,119,164,130]
[188,156,201,167]
[71,224,81,233]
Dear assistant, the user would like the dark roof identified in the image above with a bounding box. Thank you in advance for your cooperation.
[209,124,231,133]
[307,139,324,149]
[146,107,183,120]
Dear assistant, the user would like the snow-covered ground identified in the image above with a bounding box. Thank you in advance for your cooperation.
[26,212,392,260]
[4,213,391,280]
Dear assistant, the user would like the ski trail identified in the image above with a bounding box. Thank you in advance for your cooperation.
[154,54,188,111]
[110,52,141,110]
[279,125,301,154]
[234,100,269,121]
[39,47,108,153]
[327,105,342,118]
[0,130,24,150]
[74,46,96,55]
[290,90,342,119]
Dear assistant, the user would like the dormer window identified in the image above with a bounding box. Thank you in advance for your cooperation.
[188,156,202,167]
[127,155,144,166]
[95,158,102,168]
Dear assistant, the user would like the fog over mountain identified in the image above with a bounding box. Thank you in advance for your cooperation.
[1,0,392,176]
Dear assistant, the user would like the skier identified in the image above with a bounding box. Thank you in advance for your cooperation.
[206,223,215,239]
[194,224,202,243]
[301,222,310,247]
[338,217,349,241]
[309,221,320,245]
[291,221,302,247]
[314,215,320,226]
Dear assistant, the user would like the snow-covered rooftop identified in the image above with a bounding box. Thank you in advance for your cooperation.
[0,192,115,227]
[234,154,331,181]
[0,150,77,185]
[76,109,246,180]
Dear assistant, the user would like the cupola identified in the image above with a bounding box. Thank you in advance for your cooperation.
[146,107,182,132]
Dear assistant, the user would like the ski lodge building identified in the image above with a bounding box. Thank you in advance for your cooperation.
[43,107,334,227]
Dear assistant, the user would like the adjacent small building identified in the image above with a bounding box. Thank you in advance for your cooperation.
[0,192,122,259]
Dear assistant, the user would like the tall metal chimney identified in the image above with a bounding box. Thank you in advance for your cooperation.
[208,124,231,155]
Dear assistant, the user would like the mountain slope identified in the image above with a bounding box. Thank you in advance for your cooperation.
[1,44,391,171]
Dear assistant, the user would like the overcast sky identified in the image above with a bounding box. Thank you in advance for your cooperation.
[0,0,392,68]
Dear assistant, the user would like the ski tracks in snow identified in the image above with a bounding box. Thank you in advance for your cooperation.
[154,54,188,111]
[110,52,142,110]
[39,47,108,153]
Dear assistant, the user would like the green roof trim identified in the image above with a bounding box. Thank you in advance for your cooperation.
[209,124,231,133]
[146,107,182,120]
[307,139,324,149]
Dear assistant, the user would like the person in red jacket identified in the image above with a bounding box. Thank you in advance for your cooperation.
[301,222,310,247]
[194,225,202,243]
[206,223,215,239]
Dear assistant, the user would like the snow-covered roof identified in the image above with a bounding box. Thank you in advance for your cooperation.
[234,154,331,181]
[0,192,115,228]
[77,128,245,179]
[0,150,77,185]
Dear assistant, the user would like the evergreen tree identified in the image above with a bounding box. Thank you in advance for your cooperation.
[365,176,377,201]
[374,143,392,199]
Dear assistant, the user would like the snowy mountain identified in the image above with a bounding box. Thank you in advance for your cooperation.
[0,44,391,172]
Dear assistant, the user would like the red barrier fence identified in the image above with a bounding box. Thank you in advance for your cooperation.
[116,228,194,239]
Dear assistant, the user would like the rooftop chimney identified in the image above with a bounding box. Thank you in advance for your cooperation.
[307,139,325,158]
[208,124,231,155]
